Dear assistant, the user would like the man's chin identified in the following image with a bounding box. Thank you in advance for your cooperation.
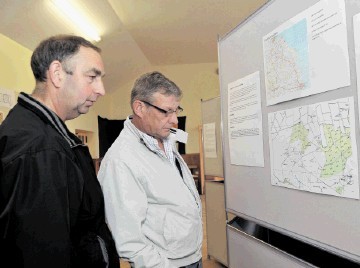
[78,107,90,115]
[162,132,171,139]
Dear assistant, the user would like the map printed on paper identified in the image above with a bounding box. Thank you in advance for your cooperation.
[268,97,359,199]
[263,0,350,106]
[264,19,310,102]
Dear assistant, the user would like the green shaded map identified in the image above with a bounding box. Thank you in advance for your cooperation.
[268,97,359,199]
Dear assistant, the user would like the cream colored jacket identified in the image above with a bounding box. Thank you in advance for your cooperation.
[98,118,202,267]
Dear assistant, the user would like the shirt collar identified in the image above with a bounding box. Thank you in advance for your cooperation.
[125,116,176,165]
[18,92,83,148]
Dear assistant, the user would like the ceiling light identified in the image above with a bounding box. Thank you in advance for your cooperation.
[50,0,101,42]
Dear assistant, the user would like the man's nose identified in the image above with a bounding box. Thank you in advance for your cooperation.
[169,112,178,125]
[95,78,105,96]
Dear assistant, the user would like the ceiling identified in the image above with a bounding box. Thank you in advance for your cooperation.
[0,0,268,92]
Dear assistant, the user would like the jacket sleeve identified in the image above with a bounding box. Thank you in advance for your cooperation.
[99,158,176,268]
[0,150,82,268]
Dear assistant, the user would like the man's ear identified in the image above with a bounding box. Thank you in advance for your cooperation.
[48,60,63,88]
[133,100,145,118]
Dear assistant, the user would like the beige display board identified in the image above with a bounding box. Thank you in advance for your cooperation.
[201,96,224,178]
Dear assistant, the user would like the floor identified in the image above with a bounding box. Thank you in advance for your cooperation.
[119,195,226,267]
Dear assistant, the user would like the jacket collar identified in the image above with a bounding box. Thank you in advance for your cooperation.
[18,92,83,148]
[124,116,179,164]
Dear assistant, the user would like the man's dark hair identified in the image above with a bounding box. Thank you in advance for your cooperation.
[31,35,101,82]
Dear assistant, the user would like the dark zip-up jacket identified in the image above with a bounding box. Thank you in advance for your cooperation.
[0,92,119,268]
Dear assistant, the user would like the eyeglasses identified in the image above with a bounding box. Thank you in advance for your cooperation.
[141,100,183,116]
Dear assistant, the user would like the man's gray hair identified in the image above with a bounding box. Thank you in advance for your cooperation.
[130,71,182,105]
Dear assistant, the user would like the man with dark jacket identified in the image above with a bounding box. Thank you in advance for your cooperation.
[0,35,119,268]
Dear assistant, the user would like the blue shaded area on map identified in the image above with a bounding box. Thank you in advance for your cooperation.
[280,19,310,89]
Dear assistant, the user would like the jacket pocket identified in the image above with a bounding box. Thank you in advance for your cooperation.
[75,232,109,268]
[163,209,200,258]
[97,235,109,268]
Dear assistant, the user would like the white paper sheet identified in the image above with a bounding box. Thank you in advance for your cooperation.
[353,13,360,129]
[263,0,350,106]
[227,71,264,167]
[203,122,217,158]
[268,97,359,199]
[0,88,16,108]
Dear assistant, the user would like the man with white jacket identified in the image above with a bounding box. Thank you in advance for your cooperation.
[98,71,203,267]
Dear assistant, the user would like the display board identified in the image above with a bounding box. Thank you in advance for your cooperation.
[201,96,224,177]
[219,0,360,263]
